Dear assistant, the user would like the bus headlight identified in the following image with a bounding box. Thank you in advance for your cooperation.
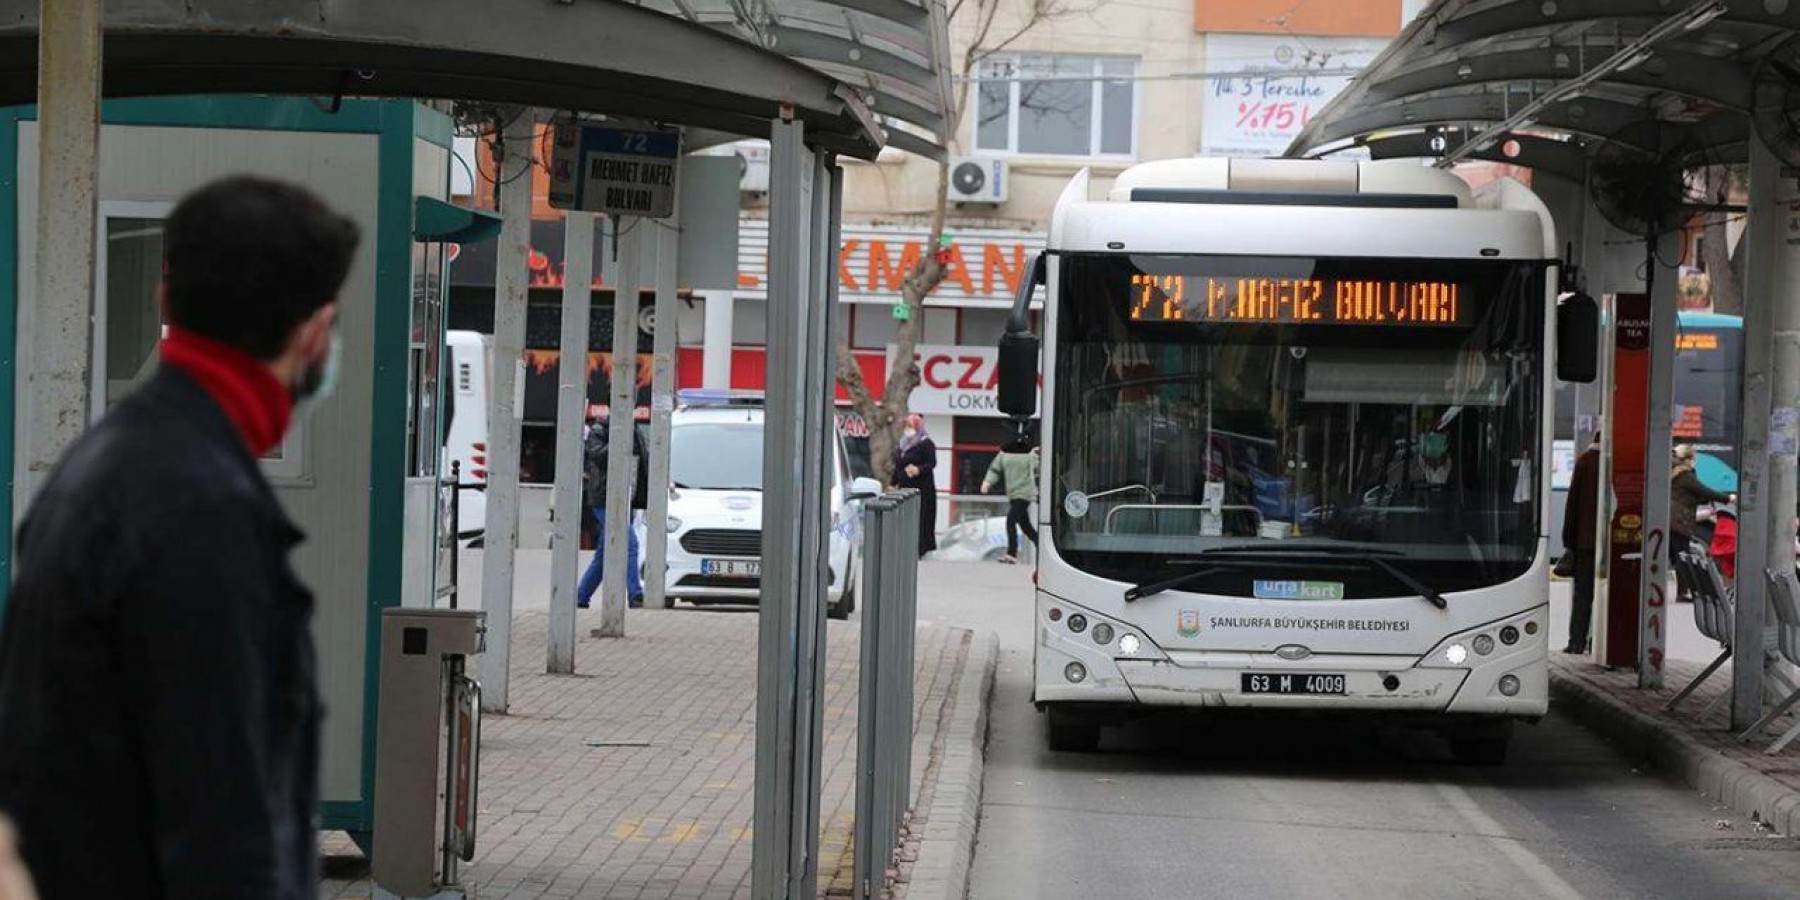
[1092,623,1115,645]
[1065,662,1088,683]
[1119,634,1142,655]
[1473,634,1496,656]
[1445,643,1469,666]
[1498,674,1522,696]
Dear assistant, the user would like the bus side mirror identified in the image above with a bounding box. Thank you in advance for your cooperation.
[1556,291,1598,383]
[997,331,1039,417]
[997,251,1046,418]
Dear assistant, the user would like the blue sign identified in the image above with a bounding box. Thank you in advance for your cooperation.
[548,122,682,218]
[1253,580,1345,601]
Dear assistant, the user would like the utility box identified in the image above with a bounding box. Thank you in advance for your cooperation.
[373,608,487,898]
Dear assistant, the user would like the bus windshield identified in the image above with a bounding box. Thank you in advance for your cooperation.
[1051,254,1547,597]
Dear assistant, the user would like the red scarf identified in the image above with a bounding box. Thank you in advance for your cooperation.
[160,328,293,456]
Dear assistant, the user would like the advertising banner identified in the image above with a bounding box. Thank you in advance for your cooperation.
[1200,33,1389,158]
[1605,293,1650,668]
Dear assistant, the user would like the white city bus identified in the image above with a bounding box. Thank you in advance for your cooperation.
[996,158,1590,764]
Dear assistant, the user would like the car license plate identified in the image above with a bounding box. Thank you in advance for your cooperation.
[702,559,760,578]
[1241,673,1347,695]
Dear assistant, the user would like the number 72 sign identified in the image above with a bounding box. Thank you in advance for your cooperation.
[548,122,683,219]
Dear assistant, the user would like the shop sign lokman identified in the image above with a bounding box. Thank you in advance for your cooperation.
[738,220,1045,308]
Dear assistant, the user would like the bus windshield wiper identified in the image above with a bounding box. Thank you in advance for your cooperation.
[1360,554,1447,610]
[1125,565,1236,603]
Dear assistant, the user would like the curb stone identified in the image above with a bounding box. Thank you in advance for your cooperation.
[895,631,999,900]
[1550,670,1800,837]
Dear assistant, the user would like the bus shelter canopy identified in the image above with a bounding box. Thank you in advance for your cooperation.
[1285,0,1800,181]
[0,0,955,159]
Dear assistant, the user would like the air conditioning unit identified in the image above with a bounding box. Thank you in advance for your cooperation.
[947,156,1007,204]
[737,142,771,193]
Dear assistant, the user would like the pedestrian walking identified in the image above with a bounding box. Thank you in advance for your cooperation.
[1671,444,1733,600]
[1562,434,1602,654]
[980,438,1039,563]
[891,413,938,558]
[579,405,648,608]
[0,176,357,899]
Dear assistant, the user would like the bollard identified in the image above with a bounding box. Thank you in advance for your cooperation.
[853,490,923,900]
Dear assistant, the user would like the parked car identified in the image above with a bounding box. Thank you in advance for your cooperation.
[651,390,878,619]
[929,514,1013,562]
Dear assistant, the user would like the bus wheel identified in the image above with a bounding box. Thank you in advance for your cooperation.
[1046,707,1101,753]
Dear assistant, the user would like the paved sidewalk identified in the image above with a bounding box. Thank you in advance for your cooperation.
[320,605,977,899]
[1551,652,1800,836]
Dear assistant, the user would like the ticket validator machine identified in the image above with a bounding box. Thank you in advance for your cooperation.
[373,608,487,899]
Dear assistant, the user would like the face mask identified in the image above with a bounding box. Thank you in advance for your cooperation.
[904,429,918,439]
[294,331,343,404]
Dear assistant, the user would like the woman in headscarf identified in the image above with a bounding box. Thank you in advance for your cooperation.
[892,413,938,558]
[1671,444,1732,559]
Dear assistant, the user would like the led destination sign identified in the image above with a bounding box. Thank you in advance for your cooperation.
[1127,273,1466,327]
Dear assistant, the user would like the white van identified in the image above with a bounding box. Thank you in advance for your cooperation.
[444,330,491,543]
[655,390,880,619]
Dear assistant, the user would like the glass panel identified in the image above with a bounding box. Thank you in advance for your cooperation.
[410,242,446,478]
[671,421,765,490]
[1099,60,1135,155]
[1016,55,1093,156]
[1051,253,1546,597]
[975,58,1014,152]
[103,217,166,410]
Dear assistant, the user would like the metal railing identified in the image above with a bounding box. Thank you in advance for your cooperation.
[852,489,922,900]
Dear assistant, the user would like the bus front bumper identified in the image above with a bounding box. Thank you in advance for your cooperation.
[1034,600,1549,718]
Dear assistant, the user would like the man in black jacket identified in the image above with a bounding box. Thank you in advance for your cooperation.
[0,177,357,899]
[579,405,649,609]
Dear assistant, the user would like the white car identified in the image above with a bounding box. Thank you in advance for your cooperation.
[651,392,879,619]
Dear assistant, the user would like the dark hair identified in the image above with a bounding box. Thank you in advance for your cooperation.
[163,176,360,359]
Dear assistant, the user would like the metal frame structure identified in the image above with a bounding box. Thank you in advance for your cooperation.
[3,1,954,895]
[1288,0,1800,729]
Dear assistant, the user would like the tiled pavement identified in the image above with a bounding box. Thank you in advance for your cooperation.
[320,606,974,899]
[1550,650,1800,835]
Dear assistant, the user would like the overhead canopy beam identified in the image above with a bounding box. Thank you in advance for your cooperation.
[1365,47,1752,112]
[767,25,939,93]
[1348,131,1589,183]
[1432,0,1800,48]
[0,0,889,157]
[1301,92,1743,156]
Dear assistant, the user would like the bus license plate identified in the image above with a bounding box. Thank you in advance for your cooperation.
[702,559,760,578]
[1241,673,1346,695]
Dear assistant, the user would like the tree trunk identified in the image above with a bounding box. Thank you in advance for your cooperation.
[1704,168,1742,315]
[1704,212,1740,314]
[833,161,952,486]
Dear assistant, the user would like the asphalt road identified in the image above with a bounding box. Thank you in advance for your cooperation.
[915,561,1800,900]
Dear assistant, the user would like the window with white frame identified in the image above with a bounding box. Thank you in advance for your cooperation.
[974,54,1138,158]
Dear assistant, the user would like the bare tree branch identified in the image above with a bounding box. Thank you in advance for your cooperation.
[833,0,1089,486]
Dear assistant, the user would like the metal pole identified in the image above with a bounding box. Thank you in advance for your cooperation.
[478,111,535,713]
[22,0,101,507]
[644,208,680,608]
[703,289,735,388]
[754,114,830,900]
[1638,229,1681,689]
[1733,140,1781,728]
[548,212,595,673]
[599,219,644,637]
